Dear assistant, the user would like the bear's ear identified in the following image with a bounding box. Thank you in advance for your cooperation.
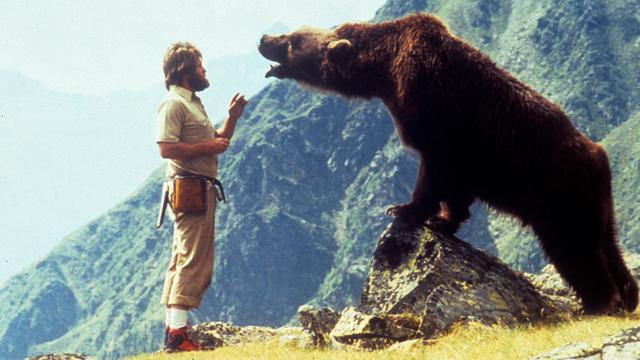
[327,39,353,64]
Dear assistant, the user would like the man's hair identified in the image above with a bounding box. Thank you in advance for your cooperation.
[163,42,203,90]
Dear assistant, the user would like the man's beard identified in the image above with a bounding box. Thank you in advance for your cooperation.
[189,75,210,92]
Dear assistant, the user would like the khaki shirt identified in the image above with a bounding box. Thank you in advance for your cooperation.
[156,85,218,178]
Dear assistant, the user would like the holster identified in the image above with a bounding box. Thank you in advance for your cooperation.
[171,175,208,214]
[155,174,227,229]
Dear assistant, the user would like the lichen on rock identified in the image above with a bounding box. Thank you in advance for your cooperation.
[331,217,560,348]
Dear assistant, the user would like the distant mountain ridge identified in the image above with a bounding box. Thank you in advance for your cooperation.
[1,0,639,359]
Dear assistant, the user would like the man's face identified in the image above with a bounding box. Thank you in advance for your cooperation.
[188,58,210,92]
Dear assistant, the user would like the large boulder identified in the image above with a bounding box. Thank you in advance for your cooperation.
[330,218,560,348]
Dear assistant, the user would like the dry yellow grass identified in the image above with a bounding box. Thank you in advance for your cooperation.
[127,313,640,360]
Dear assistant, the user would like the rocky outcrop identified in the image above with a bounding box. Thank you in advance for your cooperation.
[525,264,582,315]
[25,354,92,360]
[327,218,559,349]
[531,326,640,360]
[189,307,341,350]
[189,321,302,350]
[188,220,640,353]
[297,305,340,348]
[190,219,567,350]
[192,218,570,350]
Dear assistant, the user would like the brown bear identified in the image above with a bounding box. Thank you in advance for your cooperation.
[258,13,638,314]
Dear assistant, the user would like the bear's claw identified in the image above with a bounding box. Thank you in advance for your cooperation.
[385,203,433,225]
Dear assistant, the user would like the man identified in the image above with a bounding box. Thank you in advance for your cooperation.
[156,42,247,352]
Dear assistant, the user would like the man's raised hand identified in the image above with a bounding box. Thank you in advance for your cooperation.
[228,93,248,120]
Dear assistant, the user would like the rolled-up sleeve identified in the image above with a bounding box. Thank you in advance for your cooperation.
[156,100,184,143]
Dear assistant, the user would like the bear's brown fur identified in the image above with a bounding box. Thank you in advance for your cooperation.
[258,13,638,314]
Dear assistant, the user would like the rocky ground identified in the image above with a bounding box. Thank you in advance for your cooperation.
[531,326,640,360]
[170,219,640,358]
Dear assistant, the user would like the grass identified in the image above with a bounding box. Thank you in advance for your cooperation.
[127,313,640,360]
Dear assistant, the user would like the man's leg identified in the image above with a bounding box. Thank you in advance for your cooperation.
[169,305,189,329]
[162,184,217,351]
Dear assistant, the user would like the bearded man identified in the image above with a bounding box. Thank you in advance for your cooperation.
[155,42,247,352]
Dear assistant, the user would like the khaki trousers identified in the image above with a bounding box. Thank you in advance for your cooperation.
[160,181,217,308]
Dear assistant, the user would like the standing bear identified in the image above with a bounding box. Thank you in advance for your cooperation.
[258,13,638,314]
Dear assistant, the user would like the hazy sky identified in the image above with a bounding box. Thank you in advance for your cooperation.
[0,0,386,95]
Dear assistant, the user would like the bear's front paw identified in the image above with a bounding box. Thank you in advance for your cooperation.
[385,203,429,224]
[386,203,416,216]
[426,216,461,235]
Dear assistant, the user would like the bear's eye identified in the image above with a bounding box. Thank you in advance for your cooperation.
[289,35,303,50]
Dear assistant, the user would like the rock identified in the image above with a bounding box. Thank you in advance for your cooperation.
[530,326,640,360]
[529,342,601,360]
[278,331,314,349]
[525,264,581,315]
[332,217,558,349]
[330,306,421,349]
[188,324,226,350]
[601,326,640,359]
[387,338,425,351]
[297,305,340,348]
[190,321,298,349]
[25,354,93,360]
[526,265,575,298]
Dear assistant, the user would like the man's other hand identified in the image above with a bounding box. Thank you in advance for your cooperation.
[207,138,230,154]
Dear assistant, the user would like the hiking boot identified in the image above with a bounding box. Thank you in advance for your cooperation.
[165,326,201,352]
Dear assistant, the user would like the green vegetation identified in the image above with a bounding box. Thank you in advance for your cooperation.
[603,110,640,250]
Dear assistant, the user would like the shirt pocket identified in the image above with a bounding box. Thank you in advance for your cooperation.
[181,118,214,142]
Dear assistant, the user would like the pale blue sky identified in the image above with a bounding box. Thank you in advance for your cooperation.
[0,0,386,95]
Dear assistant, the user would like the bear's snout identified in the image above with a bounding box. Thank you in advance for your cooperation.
[259,34,288,62]
[259,34,291,78]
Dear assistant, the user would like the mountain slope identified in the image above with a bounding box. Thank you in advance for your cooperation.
[603,110,640,250]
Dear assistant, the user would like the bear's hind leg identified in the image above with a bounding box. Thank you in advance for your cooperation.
[555,248,619,314]
[534,219,620,315]
[603,239,638,312]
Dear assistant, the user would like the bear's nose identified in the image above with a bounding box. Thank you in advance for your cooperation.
[260,35,270,46]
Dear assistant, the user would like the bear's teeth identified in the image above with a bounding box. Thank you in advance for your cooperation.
[265,64,281,78]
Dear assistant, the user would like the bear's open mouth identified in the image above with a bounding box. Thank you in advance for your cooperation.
[259,35,289,78]
[265,63,286,78]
